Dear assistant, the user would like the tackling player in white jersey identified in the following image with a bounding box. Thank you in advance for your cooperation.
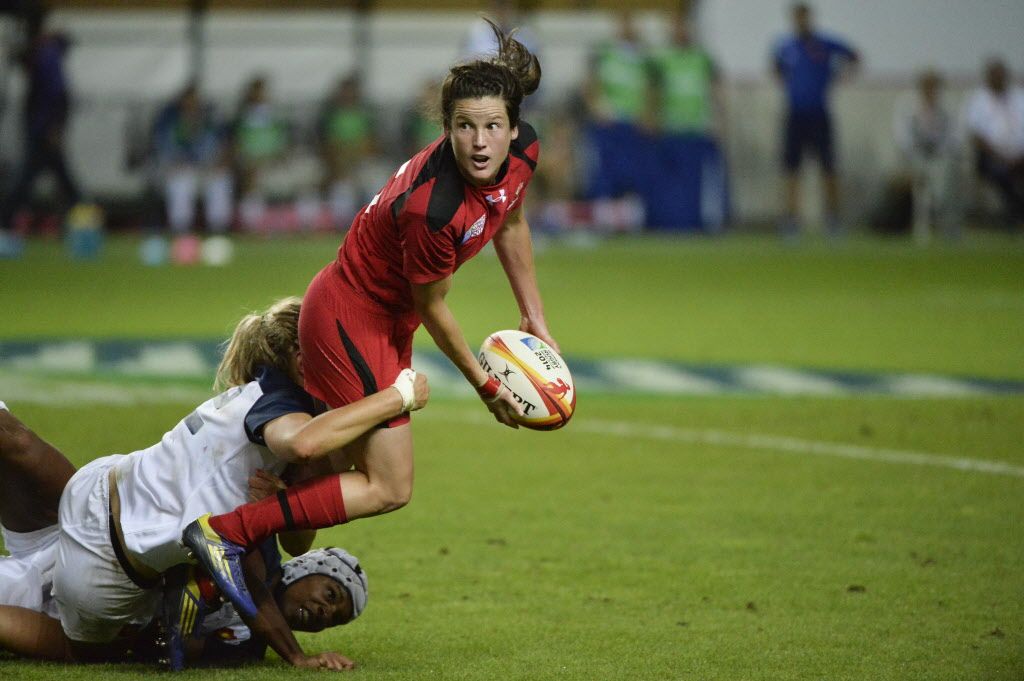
[0,296,428,670]
[0,400,368,669]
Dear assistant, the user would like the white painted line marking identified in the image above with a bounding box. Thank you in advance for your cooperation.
[734,365,845,395]
[411,354,473,396]
[432,412,1024,480]
[0,375,210,406]
[600,360,725,394]
[115,343,210,377]
[9,342,95,373]
[578,420,1024,479]
[885,374,986,398]
[5,374,1021,480]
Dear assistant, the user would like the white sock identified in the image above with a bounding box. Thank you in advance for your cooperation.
[0,401,8,411]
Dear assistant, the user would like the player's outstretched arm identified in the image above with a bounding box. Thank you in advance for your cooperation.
[262,371,429,463]
[237,550,355,671]
[492,202,560,353]
[412,277,523,428]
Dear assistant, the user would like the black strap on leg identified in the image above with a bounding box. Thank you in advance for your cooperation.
[277,489,295,532]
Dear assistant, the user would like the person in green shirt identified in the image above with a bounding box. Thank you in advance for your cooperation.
[231,75,290,230]
[401,78,444,162]
[645,11,729,231]
[582,9,655,202]
[318,73,379,228]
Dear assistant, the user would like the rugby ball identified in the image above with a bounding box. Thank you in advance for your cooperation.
[477,330,575,430]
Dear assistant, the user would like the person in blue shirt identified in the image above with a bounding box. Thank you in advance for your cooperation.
[772,3,859,237]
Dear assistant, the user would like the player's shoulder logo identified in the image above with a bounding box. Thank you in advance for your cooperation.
[461,214,486,244]
[508,182,525,210]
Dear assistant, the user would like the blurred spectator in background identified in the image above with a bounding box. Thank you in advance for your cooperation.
[461,2,543,120]
[646,10,728,232]
[0,4,81,258]
[965,58,1024,233]
[892,69,959,243]
[318,73,378,228]
[772,2,859,239]
[531,109,580,233]
[581,9,653,205]
[231,74,289,231]
[152,82,233,264]
[401,78,443,162]
[461,0,539,60]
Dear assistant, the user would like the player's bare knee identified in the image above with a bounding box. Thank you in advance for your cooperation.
[374,483,412,514]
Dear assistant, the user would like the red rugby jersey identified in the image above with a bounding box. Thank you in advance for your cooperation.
[335,122,539,315]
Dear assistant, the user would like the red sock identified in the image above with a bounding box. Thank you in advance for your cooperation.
[208,475,347,547]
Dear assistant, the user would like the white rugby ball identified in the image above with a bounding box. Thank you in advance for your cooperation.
[477,330,575,431]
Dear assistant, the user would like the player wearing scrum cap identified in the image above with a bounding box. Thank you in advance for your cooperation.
[162,543,369,669]
[0,297,427,670]
[183,19,561,621]
[0,423,369,670]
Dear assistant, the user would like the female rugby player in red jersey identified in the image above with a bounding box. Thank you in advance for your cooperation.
[184,21,560,607]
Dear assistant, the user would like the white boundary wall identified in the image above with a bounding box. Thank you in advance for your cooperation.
[1,5,1021,220]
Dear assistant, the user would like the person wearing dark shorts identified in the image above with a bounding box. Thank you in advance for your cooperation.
[772,3,858,237]
[784,109,834,174]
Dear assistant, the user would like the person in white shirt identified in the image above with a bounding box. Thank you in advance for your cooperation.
[0,297,428,670]
[893,69,960,242]
[2,452,367,672]
[964,58,1024,230]
[0,398,368,669]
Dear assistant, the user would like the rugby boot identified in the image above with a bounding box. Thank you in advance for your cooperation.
[181,514,256,618]
[160,565,203,671]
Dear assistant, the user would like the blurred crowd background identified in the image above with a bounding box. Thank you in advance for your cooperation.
[0,0,1022,263]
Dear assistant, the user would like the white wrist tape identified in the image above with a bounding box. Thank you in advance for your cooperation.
[392,369,417,412]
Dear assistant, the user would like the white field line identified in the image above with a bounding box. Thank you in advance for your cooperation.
[0,374,211,406]
[5,375,1022,480]
[433,412,1024,480]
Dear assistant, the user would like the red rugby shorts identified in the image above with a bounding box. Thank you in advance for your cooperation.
[299,263,416,427]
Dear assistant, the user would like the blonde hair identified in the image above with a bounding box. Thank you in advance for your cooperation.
[214,297,302,391]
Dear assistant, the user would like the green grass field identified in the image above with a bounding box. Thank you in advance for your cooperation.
[1,233,1023,680]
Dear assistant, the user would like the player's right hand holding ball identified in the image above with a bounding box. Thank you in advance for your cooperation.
[476,375,524,429]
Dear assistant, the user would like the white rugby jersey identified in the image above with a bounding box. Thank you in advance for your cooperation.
[111,366,316,572]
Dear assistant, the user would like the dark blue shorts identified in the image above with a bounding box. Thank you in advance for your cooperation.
[783,110,834,173]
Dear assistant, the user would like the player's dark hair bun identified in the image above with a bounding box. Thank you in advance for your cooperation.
[440,17,542,128]
[489,19,542,97]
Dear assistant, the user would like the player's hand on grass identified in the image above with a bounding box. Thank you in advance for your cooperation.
[293,651,355,670]
[248,468,287,501]
[476,375,523,429]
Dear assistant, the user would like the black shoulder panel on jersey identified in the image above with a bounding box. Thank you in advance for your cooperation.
[424,141,466,232]
[243,365,317,446]
[392,139,464,234]
[509,120,538,171]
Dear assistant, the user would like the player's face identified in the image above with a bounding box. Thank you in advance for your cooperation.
[279,575,353,632]
[447,96,519,187]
